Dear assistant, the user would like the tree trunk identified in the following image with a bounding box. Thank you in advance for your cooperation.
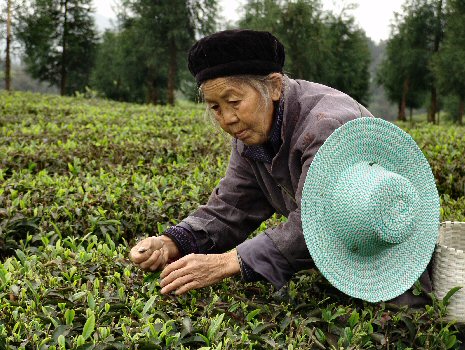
[428,0,443,124]
[167,38,177,106]
[409,106,413,123]
[146,81,159,105]
[459,97,464,126]
[145,65,158,104]
[5,0,12,91]
[428,87,437,124]
[397,100,401,121]
[60,0,69,96]
[399,78,409,122]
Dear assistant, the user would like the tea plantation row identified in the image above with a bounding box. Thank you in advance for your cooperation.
[1,91,464,349]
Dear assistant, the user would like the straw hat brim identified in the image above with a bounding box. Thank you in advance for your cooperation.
[301,117,440,302]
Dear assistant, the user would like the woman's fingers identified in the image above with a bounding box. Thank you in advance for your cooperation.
[129,236,164,265]
[139,249,161,270]
[149,247,165,271]
[160,254,189,279]
[132,250,240,295]
[130,246,150,264]
[173,281,199,295]
[160,273,195,294]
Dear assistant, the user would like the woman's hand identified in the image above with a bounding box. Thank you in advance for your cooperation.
[159,250,240,295]
[129,235,180,271]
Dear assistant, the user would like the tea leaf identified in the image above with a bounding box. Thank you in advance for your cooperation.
[443,286,462,306]
[142,295,157,316]
[82,314,95,340]
[207,313,224,341]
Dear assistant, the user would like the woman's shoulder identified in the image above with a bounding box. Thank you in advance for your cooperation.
[286,77,353,102]
[284,77,372,121]
[281,77,373,149]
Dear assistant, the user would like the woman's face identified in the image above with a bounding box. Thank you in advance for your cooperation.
[202,76,281,145]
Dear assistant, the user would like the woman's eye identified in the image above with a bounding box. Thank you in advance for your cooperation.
[229,100,240,106]
[210,104,219,111]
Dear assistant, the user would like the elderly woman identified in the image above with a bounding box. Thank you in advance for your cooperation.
[129,29,432,304]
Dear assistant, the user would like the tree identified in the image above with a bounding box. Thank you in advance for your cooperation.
[377,1,438,121]
[432,0,465,124]
[377,31,425,121]
[1,0,22,90]
[5,0,12,90]
[426,0,445,123]
[91,27,166,104]
[280,0,327,83]
[238,0,282,34]
[116,0,218,105]
[239,0,371,104]
[239,0,326,82]
[322,13,371,105]
[15,0,98,95]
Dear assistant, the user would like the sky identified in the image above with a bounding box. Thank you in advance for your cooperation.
[94,0,406,43]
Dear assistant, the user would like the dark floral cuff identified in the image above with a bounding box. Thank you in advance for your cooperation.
[237,253,264,282]
[163,225,198,256]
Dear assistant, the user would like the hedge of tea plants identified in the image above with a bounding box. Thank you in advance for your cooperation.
[1,91,465,349]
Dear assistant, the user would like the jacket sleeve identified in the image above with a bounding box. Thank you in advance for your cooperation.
[237,117,346,289]
[179,142,276,254]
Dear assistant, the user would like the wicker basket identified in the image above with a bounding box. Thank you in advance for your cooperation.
[432,221,465,322]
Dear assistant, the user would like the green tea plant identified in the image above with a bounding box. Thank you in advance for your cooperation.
[1,91,465,349]
[398,121,465,199]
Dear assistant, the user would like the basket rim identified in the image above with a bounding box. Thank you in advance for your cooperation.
[435,244,465,254]
[436,221,465,254]
[440,221,465,225]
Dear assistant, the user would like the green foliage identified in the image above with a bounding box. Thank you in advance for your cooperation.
[377,0,449,122]
[239,0,371,104]
[377,0,435,121]
[432,0,465,124]
[14,0,98,95]
[1,91,465,348]
[92,0,218,105]
[399,121,465,199]
[0,91,227,252]
[322,14,371,105]
[91,29,153,104]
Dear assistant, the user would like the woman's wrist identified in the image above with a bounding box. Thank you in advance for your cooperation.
[222,249,241,277]
[159,235,181,261]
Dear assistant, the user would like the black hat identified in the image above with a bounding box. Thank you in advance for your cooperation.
[188,29,285,85]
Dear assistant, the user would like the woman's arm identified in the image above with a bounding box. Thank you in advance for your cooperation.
[168,142,277,255]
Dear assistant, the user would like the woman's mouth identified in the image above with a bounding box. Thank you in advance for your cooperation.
[234,129,248,140]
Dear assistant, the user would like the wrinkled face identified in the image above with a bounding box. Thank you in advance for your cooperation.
[202,77,281,145]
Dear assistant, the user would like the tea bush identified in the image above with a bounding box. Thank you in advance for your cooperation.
[399,121,465,199]
[1,91,465,349]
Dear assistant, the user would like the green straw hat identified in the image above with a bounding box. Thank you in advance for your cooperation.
[301,117,440,302]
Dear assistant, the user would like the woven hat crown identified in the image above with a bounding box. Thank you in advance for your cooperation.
[330,161,420,255]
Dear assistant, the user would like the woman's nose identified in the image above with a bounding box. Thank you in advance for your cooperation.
[222,106,239,125]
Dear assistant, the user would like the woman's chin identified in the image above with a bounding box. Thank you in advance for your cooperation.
[241,138,264,146]
[236,133,268,146]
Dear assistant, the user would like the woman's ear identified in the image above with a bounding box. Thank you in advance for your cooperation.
[268,73,283,101]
